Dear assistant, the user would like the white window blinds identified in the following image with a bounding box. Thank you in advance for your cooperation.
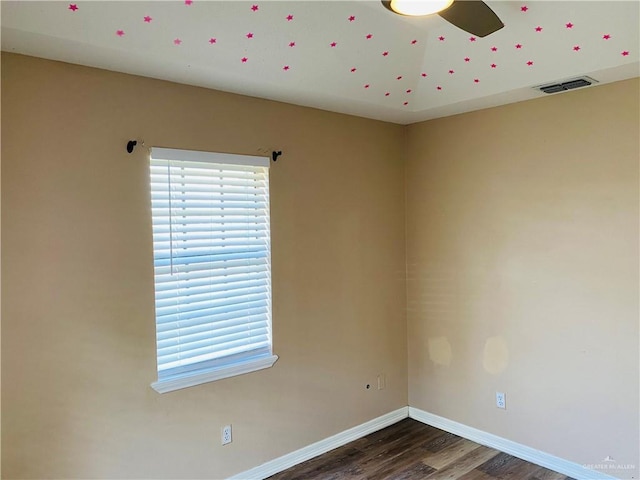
[149,147,276,392]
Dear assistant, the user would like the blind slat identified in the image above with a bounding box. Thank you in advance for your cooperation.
[153,251,268,269]
[155,272,268,292]
[158,340,270,370]
[157,307,268,331]
[154,264,268,286]
[155,293,268,317]
[156,284,267,308]
[155,277,267,299]
[156,302,269,326]
[158,328,269,358]
[158,314,268,340]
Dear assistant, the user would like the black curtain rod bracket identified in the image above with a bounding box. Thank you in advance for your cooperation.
[126,140,138,154]
[272,151,282,162]
[127,139,147,154]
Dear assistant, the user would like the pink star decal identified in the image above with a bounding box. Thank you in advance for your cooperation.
[621,51,630,56]
[246,32,254,39]
[411,39,418,45]
[286,14,294,21]
[603,34,611,40]
[283,65,290,71]
[406,89,412,93]
[241,57,248,63]
[469,36,477,42]
[403,102,408,106]
[144,15,152,22]
[385,92,390,96]
[174,38,182,45]
[491,46,498,52]
[209,38,217,44]
[491,63,497,68]
[515,43,522,49]
[535,26,543,32]
[527,60,534,66]
[116,30,125,37]
[436,86,442,90]
[565,22,573,28]
[382,51,389,56]
[184,0,192,5]
[366,34,373,39]
[68,4,78,11]
[421,73,427,77]
[464,57,470,62]
[474,78,480,83]
[521,5,528,12]
[439,36,445,41]
[330,42,337,47]
[351,68,357,73]
[289,41,295,47]
[448,69,454,74]
[251,4,259,11]
[573,45,581,51]
[397,76,402,80]
[364,84,370,89]
[348,15,356,21]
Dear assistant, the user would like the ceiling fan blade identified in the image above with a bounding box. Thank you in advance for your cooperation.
[438,1,504,37]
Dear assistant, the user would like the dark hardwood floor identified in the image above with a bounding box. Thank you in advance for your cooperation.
[267,419,574,480]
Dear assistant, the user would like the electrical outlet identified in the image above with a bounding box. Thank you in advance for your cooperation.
[221,425,232,445]
[496,392,506,409]
[377,374,386,390]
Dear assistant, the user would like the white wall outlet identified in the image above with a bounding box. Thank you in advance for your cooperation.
[496,392,506,409]
[377,374,386,390]
[221,425,232,445]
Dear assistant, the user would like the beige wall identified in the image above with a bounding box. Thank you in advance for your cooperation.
[1,53,408,479]
[406,78,639,475]
[3,51,638,480]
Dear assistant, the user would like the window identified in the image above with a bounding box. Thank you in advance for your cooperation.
[149,147,277,393]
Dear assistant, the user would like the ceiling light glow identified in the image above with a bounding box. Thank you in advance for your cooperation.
[389,0,454,16]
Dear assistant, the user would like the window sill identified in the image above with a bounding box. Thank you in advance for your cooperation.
[151,354,279,394]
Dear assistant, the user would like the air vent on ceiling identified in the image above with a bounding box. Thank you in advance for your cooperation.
[534,76,599,94]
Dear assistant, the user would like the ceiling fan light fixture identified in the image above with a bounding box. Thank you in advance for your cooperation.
[388,0,454,16]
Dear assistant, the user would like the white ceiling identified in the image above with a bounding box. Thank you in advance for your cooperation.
[2,1,638,124]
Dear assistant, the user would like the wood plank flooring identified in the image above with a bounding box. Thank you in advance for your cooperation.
[267,419,574,480]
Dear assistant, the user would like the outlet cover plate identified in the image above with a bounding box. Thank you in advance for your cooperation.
[222,425,232,445]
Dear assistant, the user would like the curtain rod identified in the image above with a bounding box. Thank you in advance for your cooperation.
[126,139,282,162]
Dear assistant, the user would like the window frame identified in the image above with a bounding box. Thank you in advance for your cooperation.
[148,147,277,394]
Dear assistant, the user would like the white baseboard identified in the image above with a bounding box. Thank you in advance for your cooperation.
[229,405,620,480]
[228,407,409,480]
[409,407,618,480]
